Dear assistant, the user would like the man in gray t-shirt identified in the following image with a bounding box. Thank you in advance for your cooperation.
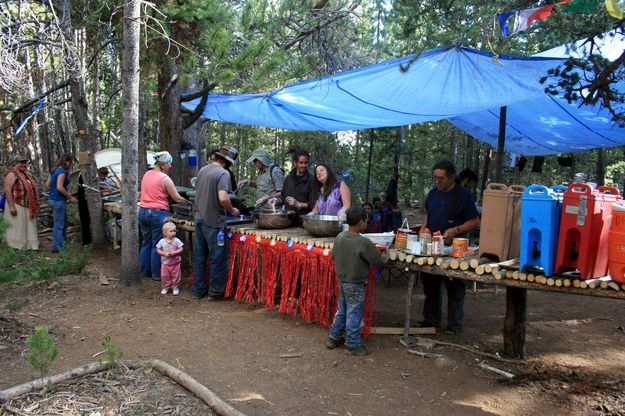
[192,146,240,301]
[194,164,232,227]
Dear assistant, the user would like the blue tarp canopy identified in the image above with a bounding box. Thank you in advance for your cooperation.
[182,37,625,156]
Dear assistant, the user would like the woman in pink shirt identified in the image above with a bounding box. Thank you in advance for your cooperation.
[139,151,190,280]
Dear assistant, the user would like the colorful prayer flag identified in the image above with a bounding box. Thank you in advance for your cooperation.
[557,0,597,13]
[606,0,625,18]
[497,1,571,37]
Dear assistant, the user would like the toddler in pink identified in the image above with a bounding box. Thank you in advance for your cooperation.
[156,222,184,295]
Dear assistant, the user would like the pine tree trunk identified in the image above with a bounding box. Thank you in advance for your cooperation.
[55,0,107,248]
[0,90,12,164]
[157,60,183,185]
[21,47,42,178]
[33,45,52,174]
[120,0,141,285]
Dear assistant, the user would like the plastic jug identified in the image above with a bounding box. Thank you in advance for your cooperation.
[608,201,625,283]
[479,183,525,261]
[555,184,622,278]
[519,186,562,276]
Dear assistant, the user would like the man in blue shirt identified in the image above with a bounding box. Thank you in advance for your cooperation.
[421,160,480,334]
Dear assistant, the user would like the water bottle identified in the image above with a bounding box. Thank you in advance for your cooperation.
[217,227,225,247]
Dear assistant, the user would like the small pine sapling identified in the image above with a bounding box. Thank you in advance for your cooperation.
[26,325,59,390]
[101,335,123,372]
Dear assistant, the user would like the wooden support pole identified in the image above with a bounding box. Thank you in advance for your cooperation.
[503,287,526,359]
[404,272,418,338]
[495,106,507,183]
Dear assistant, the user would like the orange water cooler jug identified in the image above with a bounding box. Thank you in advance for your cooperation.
[479,183,525,261]
[608,201,625,283]
[555,184,621,278]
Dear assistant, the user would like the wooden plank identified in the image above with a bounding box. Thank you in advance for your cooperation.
[371,327,437,335]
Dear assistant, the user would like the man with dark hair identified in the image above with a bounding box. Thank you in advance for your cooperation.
[193,146,240,301]
[458,168,478,201]
[282,147,313,224]
[458,168,477,189]
[421,160,479,334]
[327,206,388,356]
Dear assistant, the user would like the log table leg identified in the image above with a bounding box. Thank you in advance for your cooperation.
[503,286,527,359]
[400,271,419,348]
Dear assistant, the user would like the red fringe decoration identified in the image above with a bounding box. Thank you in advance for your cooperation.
[362,267,377,337]
[279,246,304,316]
[260,240,282,309]
[225,233,242,298]
[223,236,376,337]
[234,237,261,303]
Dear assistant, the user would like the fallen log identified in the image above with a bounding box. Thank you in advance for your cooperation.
[0,361,114,401]
[151,359,247,416]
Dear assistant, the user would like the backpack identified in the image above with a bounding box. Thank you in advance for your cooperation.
[269,164,284,189]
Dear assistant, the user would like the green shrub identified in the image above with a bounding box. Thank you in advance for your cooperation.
[6,298,30,312]
[0,216,9,244]
[0,243,89,284]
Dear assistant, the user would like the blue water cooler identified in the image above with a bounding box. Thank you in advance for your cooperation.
[520,186,562,276]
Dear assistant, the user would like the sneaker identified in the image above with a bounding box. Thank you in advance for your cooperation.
[417,320,439,328]
[161,288,168,295]
[207,294,224,301]
[173,288,180,296]
[325,336,344,349]
[344,345,369,356]
[440,327,461,335]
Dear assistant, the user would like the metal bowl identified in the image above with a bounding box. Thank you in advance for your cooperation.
[251,207,295,229]
[302,214,343,237]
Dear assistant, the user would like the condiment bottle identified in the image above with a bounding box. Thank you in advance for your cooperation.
[419,227,431,248]
[217,227,225,247]
[432,231,443,255]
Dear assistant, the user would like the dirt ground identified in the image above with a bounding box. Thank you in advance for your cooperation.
[1,245,625,416]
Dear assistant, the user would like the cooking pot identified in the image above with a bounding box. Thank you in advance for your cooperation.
[251,206,295,229]
[302,214,343,237]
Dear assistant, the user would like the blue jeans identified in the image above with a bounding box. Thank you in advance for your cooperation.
[329,281,366,349]
[49,199,68,252]
[193,220,229,298]
[139,207,169,279]
[421,273,466,332]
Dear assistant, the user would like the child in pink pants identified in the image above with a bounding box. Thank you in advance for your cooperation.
[156,222,184,295]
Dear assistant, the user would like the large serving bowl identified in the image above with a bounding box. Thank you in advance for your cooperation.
[251,207,295,229]
[302,214,343,237]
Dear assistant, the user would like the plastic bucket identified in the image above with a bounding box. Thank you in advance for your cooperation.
[188,149,198,166]
[608,201,625,283]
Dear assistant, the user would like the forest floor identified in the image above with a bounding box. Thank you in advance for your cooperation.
[1,241,625,416]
